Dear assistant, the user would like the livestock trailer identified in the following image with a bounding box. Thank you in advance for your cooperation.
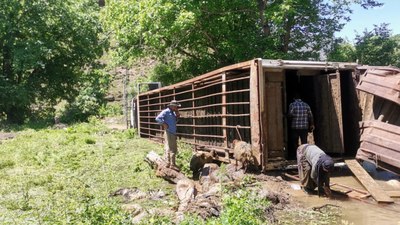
[135,59,361,171]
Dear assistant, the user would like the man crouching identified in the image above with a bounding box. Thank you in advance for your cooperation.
[297,144,334,197]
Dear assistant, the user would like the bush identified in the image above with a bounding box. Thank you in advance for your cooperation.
[59,70,111,123]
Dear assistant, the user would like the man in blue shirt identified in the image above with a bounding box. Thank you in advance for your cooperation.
[288,93,314,159]
[155,100,181,170]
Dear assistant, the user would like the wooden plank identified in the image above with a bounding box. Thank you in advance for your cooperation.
[361,133,400,153]
[361,74,400,92]
[266,80,284,157]
[345,159,394,203]
[357,82,400,105]
[250,59,262,168]
[386,191,400,198]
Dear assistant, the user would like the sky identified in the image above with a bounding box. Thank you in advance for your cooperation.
[336,0,400,41]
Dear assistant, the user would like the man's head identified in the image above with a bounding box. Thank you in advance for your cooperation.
[322,157,334,172]
[293,92,301,100]
[168,100,181,110]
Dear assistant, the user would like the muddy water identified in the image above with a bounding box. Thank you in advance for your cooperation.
[285,163,400,225]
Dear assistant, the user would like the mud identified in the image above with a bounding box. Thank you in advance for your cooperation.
[284,163,400,225]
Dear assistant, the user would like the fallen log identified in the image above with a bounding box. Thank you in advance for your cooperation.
[145,151,186,184]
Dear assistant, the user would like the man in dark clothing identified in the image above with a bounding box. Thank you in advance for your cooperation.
[297,144,334,197]
[288,94,314,158]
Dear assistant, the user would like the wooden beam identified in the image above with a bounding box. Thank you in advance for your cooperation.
[250,59,262,168]
[386,191,400,198]
[345,159,394,203]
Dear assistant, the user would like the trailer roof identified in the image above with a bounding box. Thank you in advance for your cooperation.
[261,59,358,70]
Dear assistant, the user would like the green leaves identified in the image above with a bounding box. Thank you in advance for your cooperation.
[102,0,383,85]
[0,0,106,123]
[354,23,399,66]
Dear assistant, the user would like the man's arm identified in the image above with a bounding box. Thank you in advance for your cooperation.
[288,103,294,117]
[155,110,168,129]
[307,106,315,131]
[322,175,332,198]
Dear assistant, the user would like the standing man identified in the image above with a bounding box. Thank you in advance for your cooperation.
[156,100,181,171]
[288,93,314,158]
[297,144,334,197]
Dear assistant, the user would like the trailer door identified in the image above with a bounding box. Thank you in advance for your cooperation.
[314,73,344,154]
[263,71,285,160]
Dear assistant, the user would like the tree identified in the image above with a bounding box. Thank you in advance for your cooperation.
[102,0,382,85]
[0,0,106,123]
[354,23,399,66]
[389,34,400,67]
[326,38,356,62]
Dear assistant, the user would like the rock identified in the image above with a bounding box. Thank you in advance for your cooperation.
[386,179,400,188]
[110,188,147,201]
[104,95,115,101]
[176,179,196,215]
[148,189,166,200]
[199,163,220,192]
[121,203,148,224]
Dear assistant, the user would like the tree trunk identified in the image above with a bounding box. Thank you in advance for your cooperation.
[257,0,270,36]
[145,151,186,184]
[281,16,293,53]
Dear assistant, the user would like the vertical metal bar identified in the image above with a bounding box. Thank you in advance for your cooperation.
[147,94,150,137]
[123,68,128,128]
[137,97,141,136]
[158,92,162,138]
[192,83,196,145]
[222,73,228,158]
[250,59,262,170]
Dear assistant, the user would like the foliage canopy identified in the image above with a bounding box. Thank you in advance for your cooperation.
[0,0,106,123]
[103,0,382,85]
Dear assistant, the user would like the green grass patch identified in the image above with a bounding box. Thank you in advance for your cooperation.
[0,119,172,224]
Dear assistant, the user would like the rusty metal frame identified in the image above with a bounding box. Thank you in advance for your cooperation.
[137,60,254,161]
[136,59,360,170]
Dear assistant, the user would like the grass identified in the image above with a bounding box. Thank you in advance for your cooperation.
[0,118,173,224]
[0,118,341,224]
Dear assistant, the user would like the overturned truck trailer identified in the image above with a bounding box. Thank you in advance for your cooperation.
[136,59,361,171]
[356,67,400,175]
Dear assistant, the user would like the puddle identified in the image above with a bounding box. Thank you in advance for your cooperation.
[284,163,400,225]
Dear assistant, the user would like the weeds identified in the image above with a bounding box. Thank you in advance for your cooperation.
[0,119,172,224]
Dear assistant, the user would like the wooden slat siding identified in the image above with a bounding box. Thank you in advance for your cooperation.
[359,73,400,92]
[358,81,400,105]
[361,133,400,153]
[345,159,394,203]
[250,59,262,168]
[357,148,400,173]
[357,120,400,174]
[357,67,400,105]
[360,120,400,135]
